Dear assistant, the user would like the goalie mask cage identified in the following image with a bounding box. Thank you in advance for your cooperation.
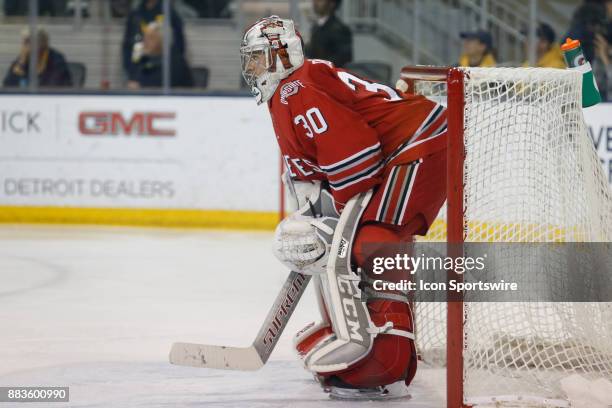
[399,66,612,408]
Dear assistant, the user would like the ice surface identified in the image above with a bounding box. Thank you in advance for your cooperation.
[0,226,445,407]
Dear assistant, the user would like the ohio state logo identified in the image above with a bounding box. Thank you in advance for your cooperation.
[280,80,304,105]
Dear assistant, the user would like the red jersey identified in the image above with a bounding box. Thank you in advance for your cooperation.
[269,59,447,230]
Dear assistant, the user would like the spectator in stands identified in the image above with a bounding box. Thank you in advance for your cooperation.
[306,0,353,68]
[127,22,193,89]
[3,27,72,88]
[522,23,565,69]
[122,0,186,83]
[566,0,612,100]
[565,1,607,63]
[459,30,496,67]
[593,37,612,101]
[593,0,612,101]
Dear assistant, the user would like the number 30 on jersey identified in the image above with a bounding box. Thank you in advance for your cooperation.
[293,107,328,138]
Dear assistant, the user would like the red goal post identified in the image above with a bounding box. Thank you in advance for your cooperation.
[400,65,468,408]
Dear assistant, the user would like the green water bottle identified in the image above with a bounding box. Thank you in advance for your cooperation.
[561,37,602,107]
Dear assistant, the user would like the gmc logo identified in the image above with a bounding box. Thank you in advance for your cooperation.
[79,112,176,136]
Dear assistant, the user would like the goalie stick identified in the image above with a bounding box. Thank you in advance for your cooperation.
[169,192,368,371]
[169,270,311,370]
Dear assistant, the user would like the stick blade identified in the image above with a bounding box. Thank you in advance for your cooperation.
[169,342,264,371]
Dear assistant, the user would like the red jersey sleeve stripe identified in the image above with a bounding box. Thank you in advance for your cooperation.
[319,142,381,175]
[386,112,447,165]
[327,151,381,182]
[328,159,384,191]
[407,103,446,145]
[386,129,446,166]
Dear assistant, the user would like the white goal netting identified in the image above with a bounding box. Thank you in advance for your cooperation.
[411,67,612,406]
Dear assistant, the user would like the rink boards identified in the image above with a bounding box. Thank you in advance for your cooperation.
[0,94,280,229]
[0,94,610,230]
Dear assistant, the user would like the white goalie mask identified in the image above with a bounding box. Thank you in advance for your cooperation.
[240,16,305,105]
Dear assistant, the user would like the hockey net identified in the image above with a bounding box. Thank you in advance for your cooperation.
[399,66,612,407]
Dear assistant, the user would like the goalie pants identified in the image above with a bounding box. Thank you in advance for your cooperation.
[362,148,447,234]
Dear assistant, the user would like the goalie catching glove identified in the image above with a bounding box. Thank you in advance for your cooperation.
[273,180,340,275]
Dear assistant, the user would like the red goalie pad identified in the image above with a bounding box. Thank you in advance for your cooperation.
[294,222,421,389]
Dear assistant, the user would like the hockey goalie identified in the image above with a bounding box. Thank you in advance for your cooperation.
[241,16,447,399]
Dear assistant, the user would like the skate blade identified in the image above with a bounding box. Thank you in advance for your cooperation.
[328,386,411,401]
